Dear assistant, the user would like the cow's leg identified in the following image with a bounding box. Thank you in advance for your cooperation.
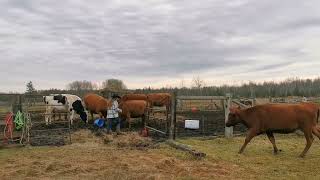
[128,116,131,130]
[300,128,314,158]
[49,114,52,124]
[51,109,55,124]
[124,112,131,130]
[65,110,68,121]
[266,132,279,154]
[70,110,75,125]
[89,111,93,121]
[239,129,256,154]
[45,107,49,125]
[98,112,104,119]
[312,126,320,140]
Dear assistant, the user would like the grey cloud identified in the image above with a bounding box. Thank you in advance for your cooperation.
[0,0,320,92]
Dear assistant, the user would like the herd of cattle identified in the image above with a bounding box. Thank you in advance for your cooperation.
[42,92,320,157]
[43,93,171,127]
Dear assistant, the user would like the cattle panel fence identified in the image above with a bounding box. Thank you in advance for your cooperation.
[23,94,72,146]
[0,94,72,146]
[145,94,250,139]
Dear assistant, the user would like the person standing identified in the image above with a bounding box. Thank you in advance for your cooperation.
[107,94,122,134]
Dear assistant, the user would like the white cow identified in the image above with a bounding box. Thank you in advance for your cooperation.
[43,94,88,125]
[43,95,67,125]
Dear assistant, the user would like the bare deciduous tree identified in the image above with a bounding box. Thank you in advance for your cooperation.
[179,79,186,88]
[67,80,97,91]
[192,76,206,89]
[102,79,127,91]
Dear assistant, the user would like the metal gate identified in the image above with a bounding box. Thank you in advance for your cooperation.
[174,95,228,137]
[145,105,170,137]
[144,93,250,139]
[23,94,72,146]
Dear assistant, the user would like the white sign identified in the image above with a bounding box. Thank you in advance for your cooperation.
[185,120,200,129]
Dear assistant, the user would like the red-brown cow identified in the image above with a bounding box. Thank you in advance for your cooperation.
[121,94,148,102]
[147,93,171,112]
[84,93,111,121]
[119,100,148,129]
[226,103,320,157]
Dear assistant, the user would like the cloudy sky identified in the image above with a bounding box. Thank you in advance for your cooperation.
[1,0,320,92]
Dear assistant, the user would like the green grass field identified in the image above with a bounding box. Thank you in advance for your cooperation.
[178,134,320,179]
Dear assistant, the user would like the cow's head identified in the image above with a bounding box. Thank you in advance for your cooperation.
[72,100,88,123]
[226,106,242,127]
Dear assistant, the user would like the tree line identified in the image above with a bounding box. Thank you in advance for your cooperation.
[24,77,320,98]
[135,77,320,98]
[24,79,127,97]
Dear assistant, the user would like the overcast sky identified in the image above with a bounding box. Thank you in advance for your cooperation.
[1,0,320,92]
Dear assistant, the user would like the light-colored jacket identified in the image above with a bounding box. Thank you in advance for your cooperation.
[107,100,122,118]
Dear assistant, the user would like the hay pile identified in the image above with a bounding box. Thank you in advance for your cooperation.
[71,129,157,150]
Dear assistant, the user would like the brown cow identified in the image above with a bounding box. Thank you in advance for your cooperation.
[119,100,148,129]
[147,93,171,112]
[226,103,320,157]
[121,94,148,102]
[84,93,111,121]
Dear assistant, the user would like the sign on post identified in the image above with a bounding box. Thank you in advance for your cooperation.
[185,120,200,129]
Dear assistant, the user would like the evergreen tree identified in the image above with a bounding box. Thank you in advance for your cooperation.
[26,81,36,94]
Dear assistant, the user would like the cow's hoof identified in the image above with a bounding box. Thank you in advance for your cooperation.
[299,154,305,158]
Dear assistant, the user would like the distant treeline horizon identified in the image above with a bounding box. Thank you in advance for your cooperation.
[136,77,320,98]
[2,77,320,98]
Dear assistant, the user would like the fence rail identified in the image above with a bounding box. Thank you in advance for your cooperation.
[176,96,226,100]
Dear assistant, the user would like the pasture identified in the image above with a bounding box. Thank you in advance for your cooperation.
[1,130,320,180]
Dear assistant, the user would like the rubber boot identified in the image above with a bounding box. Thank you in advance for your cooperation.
[107,119,112,134]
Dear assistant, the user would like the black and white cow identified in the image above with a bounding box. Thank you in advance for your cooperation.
[43,94,87,125]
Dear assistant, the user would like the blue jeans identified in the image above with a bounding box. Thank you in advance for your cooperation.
[107,117,121,133]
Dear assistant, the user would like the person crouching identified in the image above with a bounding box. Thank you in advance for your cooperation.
[107,94,122,134]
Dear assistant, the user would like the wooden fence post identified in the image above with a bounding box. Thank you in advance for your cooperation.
[169,91,177,140]
[252,98,257,106]
[13,94,23,113]
[224,93,233,138]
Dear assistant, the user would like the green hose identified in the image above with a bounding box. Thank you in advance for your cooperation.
[14,111,25,130]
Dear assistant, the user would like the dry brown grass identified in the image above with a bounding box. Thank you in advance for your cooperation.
[0,130,236,180]
[1,129,319,180]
